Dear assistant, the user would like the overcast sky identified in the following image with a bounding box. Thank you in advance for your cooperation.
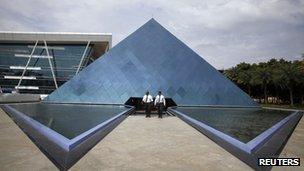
[0,0,303,69]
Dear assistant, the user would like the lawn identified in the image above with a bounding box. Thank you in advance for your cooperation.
[261,104,304,110]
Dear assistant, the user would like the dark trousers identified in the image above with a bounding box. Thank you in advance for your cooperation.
[145,102,152,117]
[156,103,164,118]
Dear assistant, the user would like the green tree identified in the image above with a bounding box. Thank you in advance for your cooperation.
[269,58,288,104]
[224,57,304,106]
[224,67,238,82]
[235,63,254,95]
[295,60,304,105]
[252,62,272,104]
[224,63,255,96]
[275,61,302,106]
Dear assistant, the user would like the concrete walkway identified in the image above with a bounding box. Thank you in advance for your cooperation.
[0,108,56,170]
[273,113,304,171]
[0,108,303,171]
[71,115,251,171]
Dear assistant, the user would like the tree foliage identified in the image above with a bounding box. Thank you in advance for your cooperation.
[224,58,304,106]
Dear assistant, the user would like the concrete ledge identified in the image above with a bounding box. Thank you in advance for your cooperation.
[0,108,56,170]
[168,107,303,170]
[1,104,134,170]
[0,93,40,103]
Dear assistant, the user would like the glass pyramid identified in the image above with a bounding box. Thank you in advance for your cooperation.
[45,19,257,107]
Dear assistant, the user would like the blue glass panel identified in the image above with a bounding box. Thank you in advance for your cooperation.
[45,19,258,106]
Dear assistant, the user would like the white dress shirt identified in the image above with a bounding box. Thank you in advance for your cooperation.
[154,94,166,106]
[142,94,153,103]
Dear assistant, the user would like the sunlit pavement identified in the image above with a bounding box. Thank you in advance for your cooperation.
[1,108,303,171]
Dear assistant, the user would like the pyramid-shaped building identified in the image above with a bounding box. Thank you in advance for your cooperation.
[45,19,257,107]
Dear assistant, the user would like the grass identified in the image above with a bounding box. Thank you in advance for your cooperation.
[261,103,304,110]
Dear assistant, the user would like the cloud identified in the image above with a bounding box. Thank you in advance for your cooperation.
[0,0,303,69]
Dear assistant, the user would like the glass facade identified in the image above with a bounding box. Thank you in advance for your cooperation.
[46,19,257,106]
[0,43,95,94]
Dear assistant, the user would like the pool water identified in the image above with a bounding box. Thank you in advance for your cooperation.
[9,103,128,139]
[174,107,293,143]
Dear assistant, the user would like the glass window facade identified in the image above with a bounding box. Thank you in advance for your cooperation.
[0,43,96,94]
[45,19,257,106]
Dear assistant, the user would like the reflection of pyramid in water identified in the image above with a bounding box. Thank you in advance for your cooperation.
[45,19,257,106]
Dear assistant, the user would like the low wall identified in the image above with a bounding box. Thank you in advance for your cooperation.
[0,93,41,103]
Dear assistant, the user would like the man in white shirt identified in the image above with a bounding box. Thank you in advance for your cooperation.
[154,91,166,118]
[142,91,153,117]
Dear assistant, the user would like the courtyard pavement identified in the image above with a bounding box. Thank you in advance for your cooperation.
[0,108,303,171]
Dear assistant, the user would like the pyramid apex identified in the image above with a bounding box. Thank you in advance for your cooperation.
[147,18,159,24]
[149,18,156,21]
